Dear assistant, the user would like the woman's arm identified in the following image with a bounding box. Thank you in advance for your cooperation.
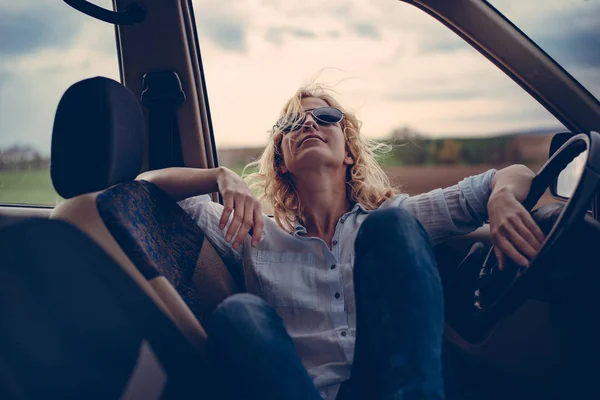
[490,164,535,203]
[136,167,222,201]
[487,164,546,269]
[137,167,264,248]
[390,169,496,244]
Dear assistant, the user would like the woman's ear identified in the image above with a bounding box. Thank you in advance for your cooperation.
[344,152,355,166]
[280,164,289,174]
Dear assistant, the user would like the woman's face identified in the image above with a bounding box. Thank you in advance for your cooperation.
[279,97,353,176]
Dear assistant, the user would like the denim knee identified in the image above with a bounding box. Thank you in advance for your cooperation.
[207,293,282,342]
[357,207,430,248]
[354,208,436,280]
[214,293,270,314]
[210,293,274,326]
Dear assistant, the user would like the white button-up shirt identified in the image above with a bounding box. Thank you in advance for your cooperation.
[179,169,496,399]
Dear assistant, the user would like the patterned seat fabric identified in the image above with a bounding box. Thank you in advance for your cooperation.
[97,180,242,322]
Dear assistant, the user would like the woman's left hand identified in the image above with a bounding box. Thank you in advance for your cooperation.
[487,186,546,270]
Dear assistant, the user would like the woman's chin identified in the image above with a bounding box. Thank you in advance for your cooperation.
[290,149,343,171]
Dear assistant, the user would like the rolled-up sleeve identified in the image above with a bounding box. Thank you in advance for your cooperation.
[178,195,244,267]
[387,169,496,244]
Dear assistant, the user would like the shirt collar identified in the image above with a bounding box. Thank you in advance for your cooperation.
[291,202,372,236]
[352,202,373,214]
[293,224,307,235]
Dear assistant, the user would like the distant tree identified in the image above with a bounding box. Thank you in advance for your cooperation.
[0,144,49,171]
[389,126,431,165]
[436,139,462,164]
[390,126,421,141]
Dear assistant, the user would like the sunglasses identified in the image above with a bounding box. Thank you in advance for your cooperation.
[274,107,345,133]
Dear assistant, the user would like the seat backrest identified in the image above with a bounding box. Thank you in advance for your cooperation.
[0,217,217,399]
[96,179,243,321]
[49,76,239,347]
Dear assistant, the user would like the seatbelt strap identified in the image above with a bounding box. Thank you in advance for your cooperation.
[141,71,185,170]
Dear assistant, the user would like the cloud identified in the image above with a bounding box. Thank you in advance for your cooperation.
[183,0,587,147]
[0,70,7,87]
[0,0,119,152]
[516,2,600,68]
[195,15,247,51]
[382,62,521,103]
[490,0,600,93]
[418,35,465,54]
[386,88,486,102]
[434,102,561,128]
[0,3,80,57]
[538,25,600,68]
[0,0,595,155]
[266,27,317,45]
[351,23,380,39]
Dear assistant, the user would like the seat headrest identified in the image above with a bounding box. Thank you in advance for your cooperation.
[51,77,145,199]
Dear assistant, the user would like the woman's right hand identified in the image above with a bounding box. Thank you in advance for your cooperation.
[216,167,264,248]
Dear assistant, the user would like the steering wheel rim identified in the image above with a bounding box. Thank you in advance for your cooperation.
[473,131,600,321]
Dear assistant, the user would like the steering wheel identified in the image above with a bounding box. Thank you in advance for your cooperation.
[473,131,600,323]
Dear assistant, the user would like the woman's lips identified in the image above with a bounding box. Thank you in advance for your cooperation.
[299,135,325,146]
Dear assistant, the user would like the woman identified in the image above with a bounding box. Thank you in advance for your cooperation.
[137,85,545,400]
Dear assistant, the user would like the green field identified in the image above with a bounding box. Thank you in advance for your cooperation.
[0,167,252,206]
[0,170,61,205]
[0,166,253,206]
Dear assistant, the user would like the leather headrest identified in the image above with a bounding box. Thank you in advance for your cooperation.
[51,77,145,199]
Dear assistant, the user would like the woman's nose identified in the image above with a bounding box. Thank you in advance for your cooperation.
[302,114,318,130]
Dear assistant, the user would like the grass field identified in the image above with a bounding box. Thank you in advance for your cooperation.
[0,170,61,205]
[0,163,558,207]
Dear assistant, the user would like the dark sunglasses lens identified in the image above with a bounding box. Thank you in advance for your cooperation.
[313,107,343,124]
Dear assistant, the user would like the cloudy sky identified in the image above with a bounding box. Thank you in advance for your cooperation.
[0,0,598,153]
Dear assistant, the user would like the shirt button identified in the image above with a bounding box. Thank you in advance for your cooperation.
[330,264,336,270]
[341,331,347,337]
[334,292,340,299]
[332,240,338,245]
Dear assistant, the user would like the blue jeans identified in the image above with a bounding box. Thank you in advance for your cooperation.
[205,208,445,400]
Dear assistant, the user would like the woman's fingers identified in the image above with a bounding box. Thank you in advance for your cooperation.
[217,168,263,249]
[220,193,263,249]
[232,197,256,248]
[521,211,546,244]
[251,206,265,247]
[494,212,546,270]
[513,218,543,253]
[488,188,547,270]
[219,192,234,230]
[499,220,538,260]
[494,246,506,271]
[224,193,246,243]
[495,235,529,267]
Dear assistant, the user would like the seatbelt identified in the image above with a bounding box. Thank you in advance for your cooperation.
[141,71,186,170]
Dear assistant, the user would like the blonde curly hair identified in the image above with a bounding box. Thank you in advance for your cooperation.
[244,84,400,232]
